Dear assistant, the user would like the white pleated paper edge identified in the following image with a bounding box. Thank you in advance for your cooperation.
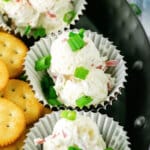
[14,0,87,38]
[24,29,127,110]
[23,111,131,150]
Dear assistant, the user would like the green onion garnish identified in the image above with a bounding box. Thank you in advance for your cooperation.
[35,55,51,71]
[104,148,114,150]
[48,86,57,99]
[68,146,82,150]
[41,74,54,99]
[24,25,31,35]
[41,74,60,106]
[69,29,85,38]
[40,74,57,99]
[41,74,54,91]
[78,29,85,39]
[63,10,76,24]
[67,29,85,51]
[74,66,89,80]
[130,3,142,15]
[32,27,46,39]
[76,95,93,108]
[61,110,76,121]
[47,98,62,106]
[69,32,76,37]
[3,0,10,1]
[68,34,85,51]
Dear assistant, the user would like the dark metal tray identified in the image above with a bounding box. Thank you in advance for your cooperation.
[73,0,150,150]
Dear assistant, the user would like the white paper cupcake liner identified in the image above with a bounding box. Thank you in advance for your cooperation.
[0,0,87,38]
[23,111,131,150]
[24,29,127,111]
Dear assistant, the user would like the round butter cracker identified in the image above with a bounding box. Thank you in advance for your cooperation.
[0,32,28,78]
[0,127,30,150]
[41,106,52,117]
[0,90,5,98]
[4,79,43,125]
[0,60,9,91]
[0,98,26,147]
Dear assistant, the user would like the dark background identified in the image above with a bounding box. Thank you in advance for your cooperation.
[74,0,150,150]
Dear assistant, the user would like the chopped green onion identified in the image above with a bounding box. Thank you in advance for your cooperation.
[69,32,76,37]
[35,55,51,71]
[69,29,85,39]
[41,74,59,105]
[41,74,54,91]
[61,110,76,121]
[104,148,114,150]
[130,3,142,15]
[63,10,76,24]
[78,29,85,39]
[24,25,31,35]
[48,86,57,99]
[74,66,89,80]
[40,74,60,106]
[32,27,46,39]
[68,34,85,51]
[68,146,82,150]
[47,98,62,106]
[3,0,10,1]
[42,84,57,100]
[40,74,57,99]
[67,30,85,51]
[76,95,93,108]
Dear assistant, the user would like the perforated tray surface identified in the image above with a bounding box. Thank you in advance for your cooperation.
[73,0,150,150]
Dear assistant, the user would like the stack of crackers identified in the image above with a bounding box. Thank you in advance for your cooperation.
[0,32,51,149]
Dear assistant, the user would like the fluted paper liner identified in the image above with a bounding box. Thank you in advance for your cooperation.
[23,111,130,150]
[0,0,87,38]
[24,29,127,111]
